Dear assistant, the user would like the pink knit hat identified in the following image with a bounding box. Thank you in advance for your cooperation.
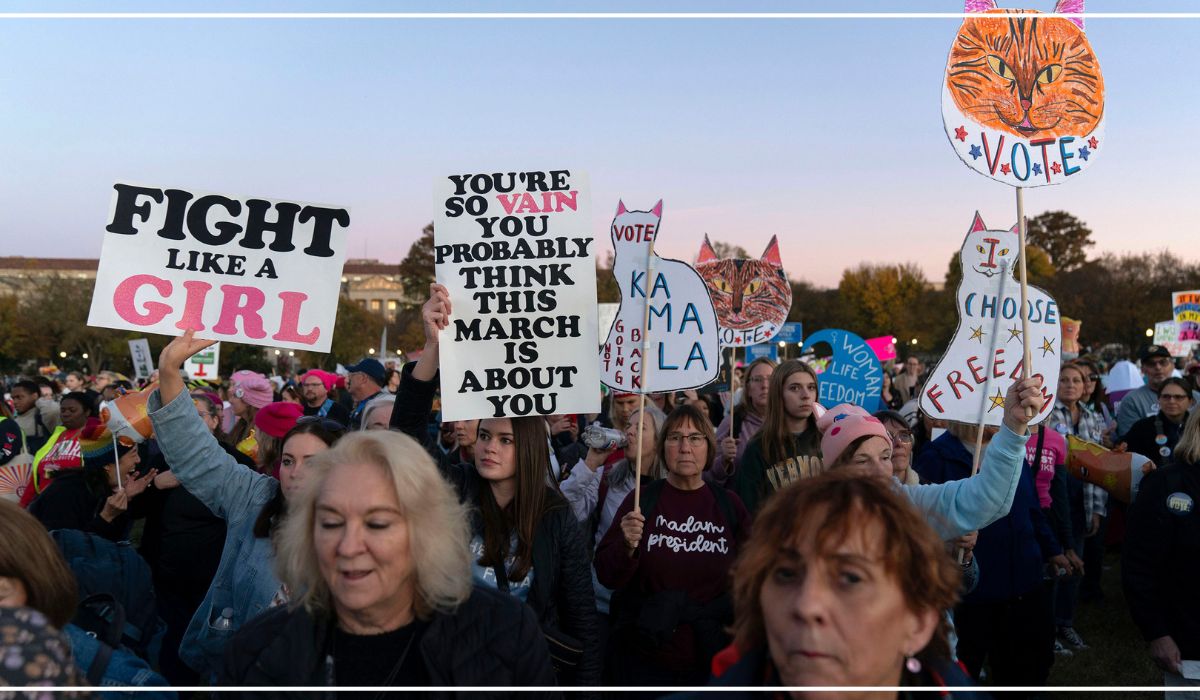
[816,404,891,466]
[254,401,304,439]
[230,370,274,409]
[300,369,337,392]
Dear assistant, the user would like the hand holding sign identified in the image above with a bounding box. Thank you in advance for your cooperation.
[1002,377,1045,434]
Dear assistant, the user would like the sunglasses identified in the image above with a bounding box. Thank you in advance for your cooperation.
[296,415,347,433]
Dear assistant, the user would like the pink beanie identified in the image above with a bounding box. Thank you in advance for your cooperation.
[254,401,304,439]
[817,404,891,466]
[300,369,336,392]
[230,370,274,409]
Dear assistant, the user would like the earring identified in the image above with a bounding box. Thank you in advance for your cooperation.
[905,655,922,674]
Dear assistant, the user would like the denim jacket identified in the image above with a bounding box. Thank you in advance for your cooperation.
[64,624,174,699]
[901,423,1028,539]
[147,389,281,681]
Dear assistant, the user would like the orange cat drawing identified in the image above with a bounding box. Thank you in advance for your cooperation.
[946,0,1104,141]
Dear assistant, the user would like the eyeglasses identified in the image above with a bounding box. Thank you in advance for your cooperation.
[296,415,347,433]
[665,433,706,447]
[301,381,325,389]
[889,430,914,445]
[1158,393,1190,401]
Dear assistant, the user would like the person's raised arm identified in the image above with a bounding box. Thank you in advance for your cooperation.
[413,283,451,382]
[158,329,218,406]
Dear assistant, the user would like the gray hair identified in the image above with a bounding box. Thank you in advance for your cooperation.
[274,431,472,620]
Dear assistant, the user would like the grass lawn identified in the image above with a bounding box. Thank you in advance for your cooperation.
[1046,549,1162,695]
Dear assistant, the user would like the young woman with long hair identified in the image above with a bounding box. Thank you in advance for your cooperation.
[708,357,775,488]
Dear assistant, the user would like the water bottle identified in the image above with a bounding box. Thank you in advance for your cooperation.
[582,425,627,450]
[212,607,234,631]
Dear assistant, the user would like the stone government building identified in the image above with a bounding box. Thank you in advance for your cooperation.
[0,257,415,322]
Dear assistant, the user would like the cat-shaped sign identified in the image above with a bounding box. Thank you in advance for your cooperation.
[695,235,793,348]
[942,0,1104,186]
[600,200,720,393]
[920,213,1060,426]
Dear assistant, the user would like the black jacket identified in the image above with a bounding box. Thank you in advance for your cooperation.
[391,362,602,686]
[221,585,559,696]
[1122,461,1200,657]
[27,468,131,541]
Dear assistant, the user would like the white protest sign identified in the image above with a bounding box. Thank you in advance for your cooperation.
[600,200,720,393]
[184,342,221,380]
[433,169,600,421]
[920,212,1060,426]
[1154,320,1194,358]
[87,183,349,352]
[127,339,154,380]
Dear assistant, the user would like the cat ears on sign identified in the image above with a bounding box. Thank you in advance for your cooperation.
[762,235,782,266]
[614,200,663,217]
[966,211,1020,233]
[695,234,784,265]
[964,0,1085,30]
[697,234,718,264]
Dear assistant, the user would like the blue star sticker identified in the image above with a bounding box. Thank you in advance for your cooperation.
[1078,146,1091,161]
[1032,163,1043,176]
[968,144,983,160]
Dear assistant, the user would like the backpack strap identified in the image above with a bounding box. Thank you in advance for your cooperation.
[637,479,666,522]
[86,641,115,686]
[34,408,49,438]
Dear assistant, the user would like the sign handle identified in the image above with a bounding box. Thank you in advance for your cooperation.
[633,246,657,515]
[1016,187,1035,420]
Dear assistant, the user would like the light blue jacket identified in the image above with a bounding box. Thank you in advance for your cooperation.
[901,424,1028,539]
[147,389,281,680]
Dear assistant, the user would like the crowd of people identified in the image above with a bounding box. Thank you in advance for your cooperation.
[2,288,1199,696]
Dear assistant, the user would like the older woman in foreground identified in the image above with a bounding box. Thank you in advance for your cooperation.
[707,472,975,695]
[222,430,556,691]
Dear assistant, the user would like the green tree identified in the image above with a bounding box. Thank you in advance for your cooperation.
[300,296,386,369]
[397,223,436,298]
[1025,211,1095,272]
[837,263,929,341]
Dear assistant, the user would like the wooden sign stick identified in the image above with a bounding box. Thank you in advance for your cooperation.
[633,245,657,515]
[1016,187,1035,420]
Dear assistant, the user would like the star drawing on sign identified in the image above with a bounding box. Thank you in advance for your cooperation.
[988,389,1005,412]
[1007,325,1022,342]
[1051,162,1063,174]
[968,144,983,160]
[1032,163,1043,176]
[1088,136,1098,149]
[955,126,968,141]
[1078,146,1091,161]
[1041,336,1056,357]
[1000,163,1012,175]
[969,325,985,343]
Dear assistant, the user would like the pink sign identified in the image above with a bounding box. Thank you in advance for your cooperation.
[866,336,897,362]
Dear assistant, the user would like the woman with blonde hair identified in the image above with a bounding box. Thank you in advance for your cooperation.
[223,430,556,689]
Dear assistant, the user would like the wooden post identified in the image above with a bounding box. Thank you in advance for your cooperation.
[633,250,656,514]
[1016,187,1035,420]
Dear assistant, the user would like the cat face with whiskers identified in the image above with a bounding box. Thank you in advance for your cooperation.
[945,1,1104,140]
[696,235,791,332]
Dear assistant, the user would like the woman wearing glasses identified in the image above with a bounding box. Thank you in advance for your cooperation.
[595,403,751,686]
[143,330,346,683]
[873,409,919,486]
[1123,377,1194,467]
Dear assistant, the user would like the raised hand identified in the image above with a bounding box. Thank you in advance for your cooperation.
[1002,377,1045,434]
[159,329,218,405]
[422,283,453,345]
[124,468,159,499]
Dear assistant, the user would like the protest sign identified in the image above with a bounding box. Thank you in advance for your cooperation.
[865,336,897,363]
[804,328,884,413]
[184,343,220,380]
[87,183,349,352]
[1172,290,1200,342]
[920,213,1060,427]
[601,200,720,394]
[1155,320,1194,358]
[128,339,154,380]
[745,344,778,362]
[942,1,1105,187]
[434,169,600,421]
[775,322,804,344]
[695,235,792,348]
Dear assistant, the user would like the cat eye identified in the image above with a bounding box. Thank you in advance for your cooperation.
[745,278,764,295]
[976,244,986,254]
[986,55,1015,81]
[712,277,732,293]
[999,248,1009,256]
[1037,64,1063,85]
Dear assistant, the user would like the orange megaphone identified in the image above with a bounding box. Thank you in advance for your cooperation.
[99,382,158,447]
[1065,434,1156,504]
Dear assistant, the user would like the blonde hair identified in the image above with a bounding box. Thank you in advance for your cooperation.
[274,431,473,620]
[1175,406,1200,464]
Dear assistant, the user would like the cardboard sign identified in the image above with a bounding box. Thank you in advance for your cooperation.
[920,213,1060,426]
[776,322,804,344]
[600,200,720,394]
[695,235,793,347]
[1172,290,1200,342]
[942,1,1104,187]
[87,183,349,352]
[184,343,220,380]
[434,169,600,421]
[805,328,884,413]
[128,339,154,380]
[745,344,779,362]
[1155,320,1194,358]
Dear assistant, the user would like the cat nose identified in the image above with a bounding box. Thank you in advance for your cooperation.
[1020,98,1032,110]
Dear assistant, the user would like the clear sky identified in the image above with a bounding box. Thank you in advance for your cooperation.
[1,1,1197,287]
